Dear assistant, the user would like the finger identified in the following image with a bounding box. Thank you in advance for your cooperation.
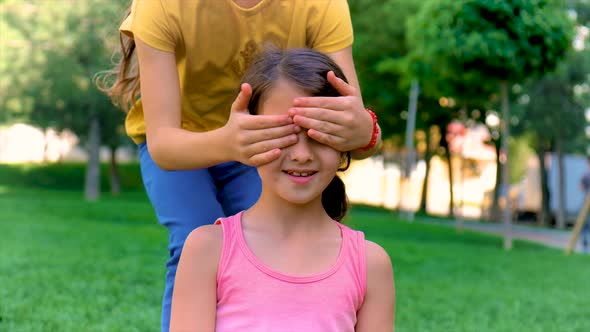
[289,108,347,126]
[292,95,347,109]
[248,149,282,167]
[292,114,343,134]
[242,124,300,145]
[307,128,346,151]
[245,134,298,158]
[231,83,252,113]
[327,70,357,97]
[240,113,294,130]
[293,95,358,110]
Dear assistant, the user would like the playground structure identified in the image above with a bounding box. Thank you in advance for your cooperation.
[512,154,588,225]
[566,193,590,255]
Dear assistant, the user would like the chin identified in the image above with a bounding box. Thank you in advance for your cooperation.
[279,192,321,206]
[285,198,313,205]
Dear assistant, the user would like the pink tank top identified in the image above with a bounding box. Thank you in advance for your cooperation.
[214,211,367,332]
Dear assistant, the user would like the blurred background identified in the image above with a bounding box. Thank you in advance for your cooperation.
[1,0,589,331]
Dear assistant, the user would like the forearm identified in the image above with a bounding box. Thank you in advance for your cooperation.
[147,126,231,170]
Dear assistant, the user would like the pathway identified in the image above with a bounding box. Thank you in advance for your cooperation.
[418,217,588,254]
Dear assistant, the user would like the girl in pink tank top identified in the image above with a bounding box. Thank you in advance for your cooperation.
[170,49,395,332]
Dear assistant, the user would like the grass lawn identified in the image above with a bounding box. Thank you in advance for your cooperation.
[1,186,589,332]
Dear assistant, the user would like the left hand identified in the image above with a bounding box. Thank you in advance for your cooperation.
[288,71,372,152]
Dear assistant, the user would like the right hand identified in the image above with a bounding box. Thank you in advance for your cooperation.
[223,83,300,166]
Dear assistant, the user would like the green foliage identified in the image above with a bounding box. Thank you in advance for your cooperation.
[572,0,590,26]
[350,0,463,147]
[508,133,534,183]
[0,163,144,192]
[2,188,589,331]
[349,0,424,139]
[407,0,574,89]
[0,0,128,146]
[513,47,590,154]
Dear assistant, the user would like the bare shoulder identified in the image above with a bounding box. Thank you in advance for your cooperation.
[356,240,395,331]
[171,224,222,330]
[182,224,223,261]
[365,240,393,275]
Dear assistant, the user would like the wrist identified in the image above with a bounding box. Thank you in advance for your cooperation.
[209,126,234,164]
[360,108,379,151]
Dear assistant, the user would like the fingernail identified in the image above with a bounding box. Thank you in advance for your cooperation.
[293,125,301,132]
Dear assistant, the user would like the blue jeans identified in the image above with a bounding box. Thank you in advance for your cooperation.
[138,142,261,332]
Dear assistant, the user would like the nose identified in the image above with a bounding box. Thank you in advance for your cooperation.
[288,132,313,163]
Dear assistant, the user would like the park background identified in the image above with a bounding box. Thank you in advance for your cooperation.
[1,0,590,331]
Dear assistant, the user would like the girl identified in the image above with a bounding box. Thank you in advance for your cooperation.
[98,1,382,330]
[170,49,395,332]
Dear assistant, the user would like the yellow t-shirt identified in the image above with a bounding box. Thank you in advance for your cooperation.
[121,0,354,144]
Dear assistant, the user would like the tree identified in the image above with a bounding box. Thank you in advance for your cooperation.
[513,47,590,227]
[406,0,573,248]
[1,0,129,199]
[349,0,423,140]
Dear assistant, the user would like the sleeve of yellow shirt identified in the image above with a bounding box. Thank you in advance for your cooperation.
[119,0,177,53]
[307,0,354,53]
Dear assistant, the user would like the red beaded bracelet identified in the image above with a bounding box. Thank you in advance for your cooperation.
[360,108,379,151]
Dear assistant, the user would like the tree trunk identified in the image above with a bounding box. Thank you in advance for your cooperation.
[455,104,468,232]
[536,144,550,226]
[500,81,512,250]
[491,140,501,221]
[440,124,455,219]
[401,80,420,221]
[555,139,566,229]
[85,116,101,201]
[445,147,455,219]
[42,128,50,163]
[109,146,121,195]
[418,128,432,214]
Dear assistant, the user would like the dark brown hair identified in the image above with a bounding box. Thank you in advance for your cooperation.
[240,48,351,221]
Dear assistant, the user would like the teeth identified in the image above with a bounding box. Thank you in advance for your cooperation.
[287,171,314,177]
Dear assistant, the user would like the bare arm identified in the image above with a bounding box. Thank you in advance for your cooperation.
[355,241,395,332]
[136,38,299,170]
[169,225,222,331]
[289,46,382,160]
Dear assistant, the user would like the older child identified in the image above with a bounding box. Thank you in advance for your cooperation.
[170,49,394,332]
[98,2,381,330]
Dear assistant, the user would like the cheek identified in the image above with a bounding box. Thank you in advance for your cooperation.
[257,161,279,179]
[320,149,343,171]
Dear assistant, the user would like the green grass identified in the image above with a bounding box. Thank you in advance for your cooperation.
[0,187,164,332]
[0,186,589,332]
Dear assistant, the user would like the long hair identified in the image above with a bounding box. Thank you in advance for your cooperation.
[240,48,351,221]
[94,5,139,112]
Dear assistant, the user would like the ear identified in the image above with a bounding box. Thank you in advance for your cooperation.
[338,152,351,171]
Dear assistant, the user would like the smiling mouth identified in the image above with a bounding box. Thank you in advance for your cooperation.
[283,171,318,177]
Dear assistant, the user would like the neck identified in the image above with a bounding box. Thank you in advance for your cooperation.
[245,192,333,235]
[232,0,262,9]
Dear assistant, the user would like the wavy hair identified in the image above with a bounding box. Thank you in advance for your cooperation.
[94,4,139,112]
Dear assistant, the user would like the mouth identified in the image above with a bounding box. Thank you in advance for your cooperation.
[282,170,318,177]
